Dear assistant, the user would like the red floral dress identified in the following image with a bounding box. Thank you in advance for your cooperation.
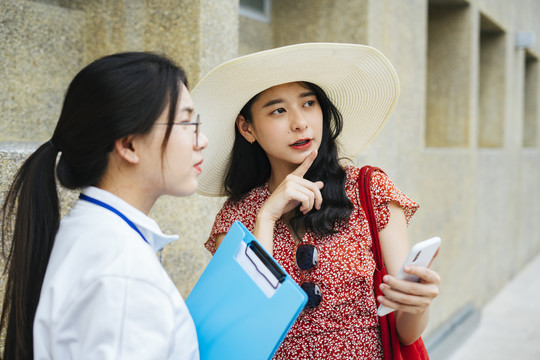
[205,166,419,360]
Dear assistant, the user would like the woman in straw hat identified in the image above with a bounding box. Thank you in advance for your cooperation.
[1,52,206,359]
[192,43,440,359]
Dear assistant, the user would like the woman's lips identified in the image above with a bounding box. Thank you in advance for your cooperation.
[194,160,203,173]
[290,138,312,150]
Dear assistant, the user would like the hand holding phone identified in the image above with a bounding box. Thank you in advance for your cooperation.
[377,236,441,317]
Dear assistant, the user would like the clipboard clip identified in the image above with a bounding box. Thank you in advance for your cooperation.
[245,241,286,289]
[234,239,286,298]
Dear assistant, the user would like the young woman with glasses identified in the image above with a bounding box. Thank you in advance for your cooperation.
[192,43,440,359]
[1,52,207,359]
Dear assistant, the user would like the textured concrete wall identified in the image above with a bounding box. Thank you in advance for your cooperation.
[273,0,368,47]
[239,16,272,55]
[0,1,85,141]
[479,28,505,148]
[426,4,473,148]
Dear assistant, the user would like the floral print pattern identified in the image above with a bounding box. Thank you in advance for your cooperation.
[206,166,419,359]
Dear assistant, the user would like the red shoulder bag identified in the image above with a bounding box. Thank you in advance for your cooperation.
[358,165,429,360]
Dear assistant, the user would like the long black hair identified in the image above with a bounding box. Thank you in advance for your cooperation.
[225,82,354,236]
[0,52,187,360]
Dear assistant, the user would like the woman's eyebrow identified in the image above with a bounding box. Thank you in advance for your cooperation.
[262,91,315,108]
[300,91,316,98]
[262,98,284,108]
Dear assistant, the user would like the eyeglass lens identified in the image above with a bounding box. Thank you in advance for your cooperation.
[296,244,318,271]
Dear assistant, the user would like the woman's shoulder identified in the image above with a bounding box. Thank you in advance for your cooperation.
[344,164,406,205]
[344,165,359,185]
[207,184,269,253]
[57,202,166,276]
[222,184,269,212]
[213,184,268,228]
[344,164,394,187]
[344,164,386,192]
[344,164,419,228]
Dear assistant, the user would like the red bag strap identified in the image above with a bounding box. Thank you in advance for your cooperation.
[358,165,386,271]
[359,166,430,360]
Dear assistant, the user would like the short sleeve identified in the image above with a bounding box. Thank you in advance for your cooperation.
[205,198,258,254]
[369,171,419,232]
[205,201,236,254]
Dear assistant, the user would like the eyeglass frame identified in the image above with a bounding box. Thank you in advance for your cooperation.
[154,113,201,147]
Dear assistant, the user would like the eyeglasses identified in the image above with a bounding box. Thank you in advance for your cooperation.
[296,244,322,309]
[155,114,201,147]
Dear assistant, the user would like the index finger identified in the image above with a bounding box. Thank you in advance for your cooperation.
[291,150,317,178]
[400,265,441,286]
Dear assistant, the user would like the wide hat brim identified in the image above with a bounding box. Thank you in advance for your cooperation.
[192,42,400,197]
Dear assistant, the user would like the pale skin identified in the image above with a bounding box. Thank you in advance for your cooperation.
[97,83,208,215]
[214,82,440,345]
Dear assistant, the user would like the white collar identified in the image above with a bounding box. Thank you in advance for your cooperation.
[80,187,179,252]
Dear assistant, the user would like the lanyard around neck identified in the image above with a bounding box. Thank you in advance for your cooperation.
[79,194,149,245]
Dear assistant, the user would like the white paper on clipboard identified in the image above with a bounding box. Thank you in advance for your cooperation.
[234,241,281,298]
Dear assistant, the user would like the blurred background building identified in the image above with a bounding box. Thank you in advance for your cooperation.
[1,0,539,357]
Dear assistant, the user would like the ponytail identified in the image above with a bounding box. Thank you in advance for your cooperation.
[1,142,60,360]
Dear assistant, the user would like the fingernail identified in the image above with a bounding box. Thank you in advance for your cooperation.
[383,275,390,282]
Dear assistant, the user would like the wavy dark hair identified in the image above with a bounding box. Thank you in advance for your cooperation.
[225,82,353,236]
[0,52,187,360]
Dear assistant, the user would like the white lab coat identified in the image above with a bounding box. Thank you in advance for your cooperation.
[33,186,199,359]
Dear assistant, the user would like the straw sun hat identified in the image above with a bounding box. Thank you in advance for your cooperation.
[191,42,400,197]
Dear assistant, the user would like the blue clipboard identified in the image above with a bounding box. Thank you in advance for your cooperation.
[186,221,307,360]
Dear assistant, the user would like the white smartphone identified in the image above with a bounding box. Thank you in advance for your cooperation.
[377,236,441,317]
